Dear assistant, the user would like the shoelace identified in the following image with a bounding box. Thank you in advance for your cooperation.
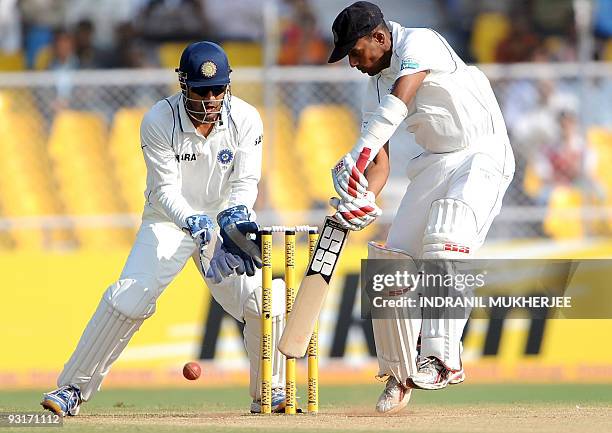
[384,377,400,396]
[57,386,80,409]
[417,357,443,375]
[270,388,286,404]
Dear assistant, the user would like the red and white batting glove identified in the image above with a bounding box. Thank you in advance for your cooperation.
[331,151,370,202]
[329,191,382,231]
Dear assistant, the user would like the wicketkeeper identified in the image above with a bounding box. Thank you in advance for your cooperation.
[42,41,287,416]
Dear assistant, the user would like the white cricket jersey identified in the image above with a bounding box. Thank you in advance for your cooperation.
[140,93,263,228]
[362,21,508,153]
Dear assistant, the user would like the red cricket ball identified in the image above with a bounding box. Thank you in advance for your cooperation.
[183,361,201,380]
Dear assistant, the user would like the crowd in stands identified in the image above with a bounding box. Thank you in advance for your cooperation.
[0,0,611,242]
[0,0,611,71]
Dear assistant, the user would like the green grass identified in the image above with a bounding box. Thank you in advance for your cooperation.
[0,384,610,433]
[1,384,610,412]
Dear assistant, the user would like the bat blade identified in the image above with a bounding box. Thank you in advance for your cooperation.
[279,217,349,358]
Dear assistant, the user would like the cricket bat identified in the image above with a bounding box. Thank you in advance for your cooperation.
[279,149,370,358]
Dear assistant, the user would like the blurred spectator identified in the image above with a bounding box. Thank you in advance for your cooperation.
[594,0,612,60]
[48,29,79,71]
[495,14,540,63]
[19,0,68,68]
[45,29,79,112]
[278,0,328,65]
[531,0,574,35]
[63,0,141,49]
[531,111,600,203]
[135,0,210,43]
[100,22,156,68]
[594,0,612,38]
[73,19,104,68]
[0,0,21,53]
[511,78,578,156]
[203,0,263,41]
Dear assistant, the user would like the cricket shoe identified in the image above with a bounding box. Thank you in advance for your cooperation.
[41,385,82,417]
[250,387,288,413]
[409,356,463,390]
[375,376,412,414]
[449,365,466,385]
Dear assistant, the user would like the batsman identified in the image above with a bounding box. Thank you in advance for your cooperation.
[327,2,515,413]
[41,42,289,416]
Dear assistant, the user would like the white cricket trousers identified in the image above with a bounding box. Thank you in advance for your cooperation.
[57,207,284,401]
[385,135,515,371]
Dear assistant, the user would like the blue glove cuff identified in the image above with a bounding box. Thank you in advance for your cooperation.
[217,205,251,229]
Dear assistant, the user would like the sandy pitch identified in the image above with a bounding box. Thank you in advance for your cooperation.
[72,405,612,433]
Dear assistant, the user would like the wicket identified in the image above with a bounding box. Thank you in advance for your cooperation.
[260,226,319,415]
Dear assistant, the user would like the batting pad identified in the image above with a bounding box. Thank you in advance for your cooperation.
[243,279,286,399]
[368,242,421,385]
[58,280,152,401]
[422,198,477,259]
[420,198,472,370]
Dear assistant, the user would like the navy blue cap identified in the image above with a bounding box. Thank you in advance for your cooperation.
[178,41,231,87]
[328,1,384,63]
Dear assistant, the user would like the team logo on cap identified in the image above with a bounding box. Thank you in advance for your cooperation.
[201,61,217,78]
[217,149,234,165]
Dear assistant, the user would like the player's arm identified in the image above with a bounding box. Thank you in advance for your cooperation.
[140,111,197,228]
[225,110,263,212]
[354,71,426,165]
[332,72,426,203]
[364,142,390,197]
[214,109,264,278]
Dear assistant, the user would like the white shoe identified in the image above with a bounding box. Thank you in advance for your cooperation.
[250,388,287,413]
[409,356,461,390]
[449,365,466,385]
[375,376,412,414]
[41,385,82,417]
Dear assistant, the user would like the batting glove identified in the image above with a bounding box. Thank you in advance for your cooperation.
[329,191,382,231]
[332,151,370,202]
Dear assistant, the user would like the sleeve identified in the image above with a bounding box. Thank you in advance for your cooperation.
[226,108,263,212]
[395,29,456,79]
[361,78,380,133]
[140,110,196,228]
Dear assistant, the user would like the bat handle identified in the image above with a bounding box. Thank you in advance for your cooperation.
[356,147,371,172]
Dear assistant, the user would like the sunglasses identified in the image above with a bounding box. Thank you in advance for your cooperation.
[190,85,227,97]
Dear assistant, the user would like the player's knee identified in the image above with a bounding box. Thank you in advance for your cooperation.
[422,198,477,259]
[243,279,286,320]
[103,278,157,320]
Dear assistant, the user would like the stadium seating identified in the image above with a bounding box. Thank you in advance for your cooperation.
[158,42,189,69]
[257,106,310,215]
[587,127,612,232]
[33,46,51,70]
[523,163,543,199]
[603,38,612,62]
[470,13,511,63]
[108,108,148,214]
[222,42,263,67]
[0,111,62,248]
[543,186,584,239]
[48,110,132,248]
[293,104,358,206]
[0,51,26,71]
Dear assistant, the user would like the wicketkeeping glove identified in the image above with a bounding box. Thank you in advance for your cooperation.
[217,205,262,277]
